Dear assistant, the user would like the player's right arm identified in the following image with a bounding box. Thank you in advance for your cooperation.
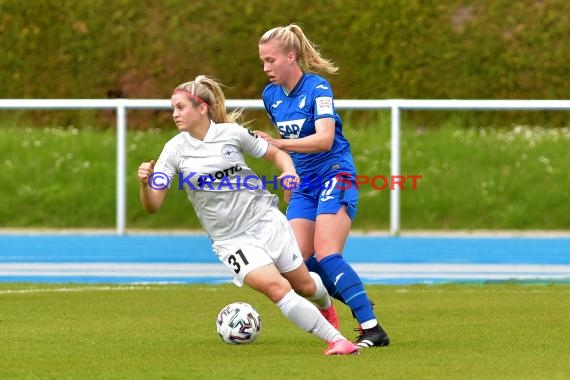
[138,160,167,213]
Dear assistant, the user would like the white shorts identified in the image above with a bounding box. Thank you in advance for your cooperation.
[212,206,303,287]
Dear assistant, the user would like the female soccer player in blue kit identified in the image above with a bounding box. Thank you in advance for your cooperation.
[256,24,390,348]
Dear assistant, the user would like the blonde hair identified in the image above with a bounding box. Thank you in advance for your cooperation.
[174,75,243,124]
[259,23,338,75]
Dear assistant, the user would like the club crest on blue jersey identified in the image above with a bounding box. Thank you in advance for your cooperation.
[276,119,305,139]
[298,95,306,109]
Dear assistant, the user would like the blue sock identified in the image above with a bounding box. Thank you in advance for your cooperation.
[305,255,345,303]
[319,253,374,324]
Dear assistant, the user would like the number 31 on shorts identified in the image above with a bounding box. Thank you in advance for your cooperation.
[227,249,249,273]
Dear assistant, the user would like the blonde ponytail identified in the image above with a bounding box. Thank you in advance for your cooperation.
[259,23,338,75]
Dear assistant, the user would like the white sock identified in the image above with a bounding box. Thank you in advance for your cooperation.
[361,319,378,330]
[305,272,332,310]
[276,289,344,343]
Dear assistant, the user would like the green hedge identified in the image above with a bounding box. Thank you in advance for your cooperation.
[1,0,569,126]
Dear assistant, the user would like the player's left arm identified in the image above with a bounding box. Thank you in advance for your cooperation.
[271,117,334,153]
[259,84,336,153]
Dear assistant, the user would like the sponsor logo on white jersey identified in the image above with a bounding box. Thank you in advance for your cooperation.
[197,164,242,188]
[276,118,305,139]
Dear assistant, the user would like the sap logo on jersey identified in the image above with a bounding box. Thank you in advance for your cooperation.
[277,118,305,138]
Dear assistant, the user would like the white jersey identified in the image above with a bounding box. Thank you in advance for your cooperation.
[154,121,278,239]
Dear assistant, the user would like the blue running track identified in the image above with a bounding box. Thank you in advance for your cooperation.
[1,234,569,284]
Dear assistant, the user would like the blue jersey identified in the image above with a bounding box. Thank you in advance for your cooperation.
[262,73,356,190]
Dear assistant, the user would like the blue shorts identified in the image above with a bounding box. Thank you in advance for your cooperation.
[286,174,359,221]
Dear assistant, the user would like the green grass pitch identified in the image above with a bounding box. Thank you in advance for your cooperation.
[1,283,568,379]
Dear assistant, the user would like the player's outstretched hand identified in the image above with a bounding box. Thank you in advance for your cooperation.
[278,171,299,192]
[254,130,274,142]
[138,160,155,185]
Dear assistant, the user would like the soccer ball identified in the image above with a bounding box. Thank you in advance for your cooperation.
[216,302,262,344]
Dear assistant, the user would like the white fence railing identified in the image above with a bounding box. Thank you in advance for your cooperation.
[2,99,570,236]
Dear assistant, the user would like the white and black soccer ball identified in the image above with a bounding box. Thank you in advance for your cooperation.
[216,302,262,344]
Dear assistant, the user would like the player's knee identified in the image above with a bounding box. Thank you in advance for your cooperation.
[293,278,316,298]
[295,238,314,259]
[264,279,292,303]
[301,251,314,261]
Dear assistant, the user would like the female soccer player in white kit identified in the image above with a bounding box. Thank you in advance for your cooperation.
[137,75,358,355]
